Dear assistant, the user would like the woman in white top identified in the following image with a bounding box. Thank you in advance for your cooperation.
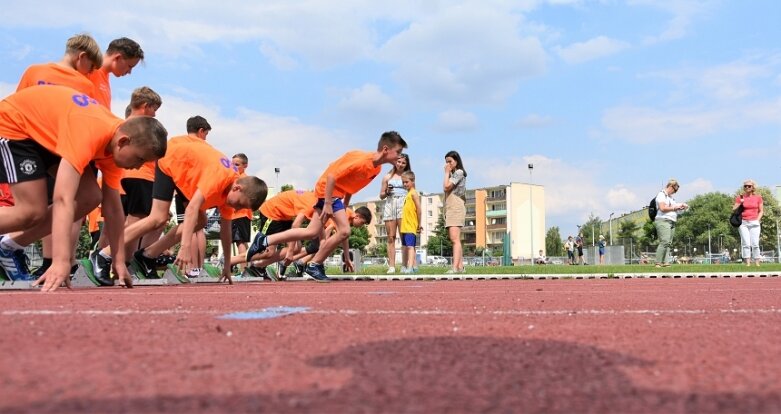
[379,154,410,273]
[654,179,688,267]
[443,150,467,274]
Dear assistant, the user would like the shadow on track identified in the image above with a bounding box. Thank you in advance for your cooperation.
[6,337,780,413]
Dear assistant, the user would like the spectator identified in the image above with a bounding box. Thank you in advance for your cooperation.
[443,151,467,274]
[576,233,586,265]
[535,249,547,265]
[565,236,575,265]
[598,235,606,264]
[653,179,689,268]
[379,153,410,274]
[734,179,763,267]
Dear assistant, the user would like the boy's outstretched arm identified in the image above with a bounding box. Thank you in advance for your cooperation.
[177,190,206,274]
[37,161,81,292]
[101,185,131,287]
[218,216,233,284]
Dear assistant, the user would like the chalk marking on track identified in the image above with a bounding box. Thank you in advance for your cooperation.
[3,308,780,317]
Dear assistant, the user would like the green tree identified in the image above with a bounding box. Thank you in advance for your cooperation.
[577,213,602,247]
[673,192,737,256]
[348,225,370,253]
[425,215,452,256]
[545,226,564,256]
[280,184,294,192]
[616,220,641,260]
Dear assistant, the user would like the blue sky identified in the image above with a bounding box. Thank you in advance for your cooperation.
[1,0,780,235]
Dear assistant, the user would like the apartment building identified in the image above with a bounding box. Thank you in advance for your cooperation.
[353,182,545,262]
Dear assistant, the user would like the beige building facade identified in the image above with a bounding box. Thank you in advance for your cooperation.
[353,182,545,262]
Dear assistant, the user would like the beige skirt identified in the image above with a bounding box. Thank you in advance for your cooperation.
[444,193,465,228]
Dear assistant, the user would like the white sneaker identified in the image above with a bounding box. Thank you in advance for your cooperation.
[386,267,396,274]
[400,266,408,273]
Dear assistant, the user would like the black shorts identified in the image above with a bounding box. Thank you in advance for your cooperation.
[0,138,59,184]
[121,178,154,216]
[174,193,188,224]
[257,213,292,238]
[577,246,584,256]
[231,217,251,243]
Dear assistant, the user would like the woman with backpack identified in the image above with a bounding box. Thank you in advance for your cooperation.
[653,179,689,268]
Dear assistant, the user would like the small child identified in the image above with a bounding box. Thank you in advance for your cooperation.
[246,131,407,281]
[399,171,421,273]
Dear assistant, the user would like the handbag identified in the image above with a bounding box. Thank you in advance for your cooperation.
[729,203,744,228]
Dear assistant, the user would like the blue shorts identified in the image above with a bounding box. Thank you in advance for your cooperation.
[313,197,345,213]
[401,233,417,247]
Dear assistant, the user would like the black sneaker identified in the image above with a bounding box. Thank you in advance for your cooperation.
[133,249,160,279]
[293,261,305,278]
[89,250,114,286]
[276,262,288,279]
[31,261,51,279]
[246,233,269,262]
[303,263,329,282]
[155,254,175,269]
[246,266,269,279]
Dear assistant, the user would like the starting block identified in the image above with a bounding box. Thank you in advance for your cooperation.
[70,260,171,287]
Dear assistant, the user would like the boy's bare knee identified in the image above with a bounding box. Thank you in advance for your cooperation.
[148,214,169,230]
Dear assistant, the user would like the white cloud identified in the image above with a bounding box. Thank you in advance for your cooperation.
[684,178,714,195]
[0,82,15,99]
[434,110,479,132]
[629,0,711,44]
[113,93,353,192]
[380,4,547,104]
[335,84,400,126]
[556,36,630,64]
[606,186,640,211]
[601,105,731,143]
[516,114,554,128]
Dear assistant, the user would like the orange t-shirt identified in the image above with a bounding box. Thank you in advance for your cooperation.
[88,69,111,109]
[324,208,356,230]
[156,135,239,218]
[314,151,381,199]
[122,161,156,182]
[0,85,124,190]
[230,171,255,220]
[17,63,95,96]
[260,190,317,221]
[0,183,13,207]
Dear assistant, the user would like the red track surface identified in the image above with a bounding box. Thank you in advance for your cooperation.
[1,279,780,413]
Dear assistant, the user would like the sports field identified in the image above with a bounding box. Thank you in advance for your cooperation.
[2,276,780,413]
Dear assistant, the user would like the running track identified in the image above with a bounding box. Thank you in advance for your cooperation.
[1,278,780,413]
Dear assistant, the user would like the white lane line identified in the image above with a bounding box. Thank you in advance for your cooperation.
[2,308,780,317]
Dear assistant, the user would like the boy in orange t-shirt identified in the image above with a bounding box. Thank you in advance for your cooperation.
[0,85,168,290]
[246,131,407,281]
[96,135,268,283]
[14,33,104,279]
[229,153,254,273]
[87,87,163,286]
[88,37,144,110]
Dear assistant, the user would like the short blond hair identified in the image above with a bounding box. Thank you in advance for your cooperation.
[743,179,757,187]
[130,86,162,111]
[666,179,679,190]
[65,33,102,70]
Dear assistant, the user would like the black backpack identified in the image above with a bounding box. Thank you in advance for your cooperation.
[648,196,658,221]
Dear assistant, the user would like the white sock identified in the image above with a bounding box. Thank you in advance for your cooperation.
[99,251,112,260]
[0,235,24,251]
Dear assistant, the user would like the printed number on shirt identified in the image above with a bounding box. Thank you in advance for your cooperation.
[72,94,99,107]
[220,157,238,172]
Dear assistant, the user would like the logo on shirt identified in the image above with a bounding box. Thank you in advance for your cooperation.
[220,157,238,172]
[19,159,37,175]
[72,94,99,107]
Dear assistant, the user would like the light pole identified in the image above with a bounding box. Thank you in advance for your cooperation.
[609,212,615,246]
[707,225,712,264]
[528,163,533,266]
[274,167,280,193]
